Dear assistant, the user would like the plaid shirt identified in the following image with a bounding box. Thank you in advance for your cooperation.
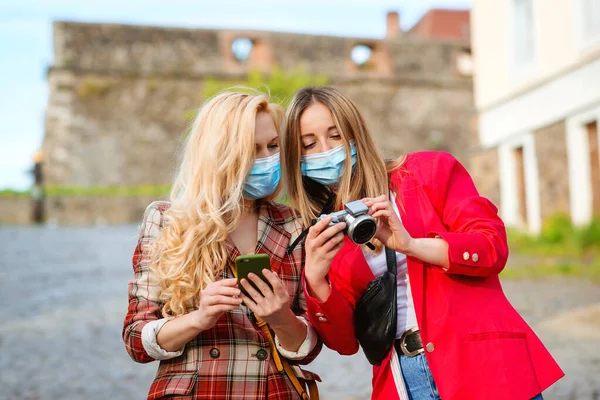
[123,201,322,400]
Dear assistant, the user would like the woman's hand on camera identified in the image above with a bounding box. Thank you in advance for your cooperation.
[240,269,295,329]
[304,216,346,282]
[193,278,242,331]
[363,195,414,254]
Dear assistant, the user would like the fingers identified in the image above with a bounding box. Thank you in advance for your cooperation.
[213,278,239,287]
[240,277,264,301]
[247,272,274,298]
[372,209,394,220]
[204,285,241,297]
[203,294,242,307]
[262,269,288,297]
[308,222,347,249]
[240,293,258,309]
[307,216,334,238]
[320,231,345,253]
[362,195,387,206]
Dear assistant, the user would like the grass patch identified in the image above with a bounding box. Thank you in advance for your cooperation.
[45,185,170,197]
[507,214,600,257]
[0,189,29,197]
[503,214,600,283]
[501,261,600,283]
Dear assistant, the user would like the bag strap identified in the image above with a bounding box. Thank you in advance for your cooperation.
[230,265,319,400]
[385,246,397,276]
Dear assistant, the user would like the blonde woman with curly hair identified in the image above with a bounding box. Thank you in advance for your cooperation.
[123,91,322,400]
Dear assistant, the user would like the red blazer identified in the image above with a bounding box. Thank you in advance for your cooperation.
[304,151,564,400]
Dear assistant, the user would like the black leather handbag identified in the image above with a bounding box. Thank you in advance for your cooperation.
[354,246,398,366]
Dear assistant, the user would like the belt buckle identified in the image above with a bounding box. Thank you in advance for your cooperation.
[399,327,423,358]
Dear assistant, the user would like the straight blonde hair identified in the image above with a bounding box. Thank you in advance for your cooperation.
[152,90,283,318]
[282,86,404,245]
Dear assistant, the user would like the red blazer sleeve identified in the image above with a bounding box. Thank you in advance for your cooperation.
[302,247,363,355]
[426,152,509,277]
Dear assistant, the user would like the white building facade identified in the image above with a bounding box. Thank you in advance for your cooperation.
[472,0,600,232]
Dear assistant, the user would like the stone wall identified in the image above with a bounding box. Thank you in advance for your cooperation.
[0,197,33,225]
[469,148,501,208]
[46,195,164,226]
[535,121,570,221]
[42,21,474,224]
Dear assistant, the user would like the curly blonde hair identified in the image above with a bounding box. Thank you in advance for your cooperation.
[151,90,283,318]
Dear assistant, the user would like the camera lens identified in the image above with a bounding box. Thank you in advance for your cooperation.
[350,218,377,244]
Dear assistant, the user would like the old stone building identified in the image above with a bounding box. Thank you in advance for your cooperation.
[472,0,600,233]
[40,11,474,224]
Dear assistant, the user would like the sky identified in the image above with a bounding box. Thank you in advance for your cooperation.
[0,0,471,190]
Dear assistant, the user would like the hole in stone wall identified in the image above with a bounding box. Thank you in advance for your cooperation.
[350,44,373,67]
[231,37,253,63]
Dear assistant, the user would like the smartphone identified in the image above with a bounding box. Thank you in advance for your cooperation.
[235,253,273,298]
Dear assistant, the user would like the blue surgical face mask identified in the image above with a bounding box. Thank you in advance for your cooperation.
[300,140,357,187]
[243,152,281,200]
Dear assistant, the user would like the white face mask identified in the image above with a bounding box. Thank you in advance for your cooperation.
[300,140,358,186]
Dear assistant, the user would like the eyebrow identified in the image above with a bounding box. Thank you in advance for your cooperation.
[301,126,338,138]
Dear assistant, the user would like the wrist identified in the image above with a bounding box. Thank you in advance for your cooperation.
[190,309,210,332]
[305,269,328,286]
[404,237,417,256]
[268,309,298,330]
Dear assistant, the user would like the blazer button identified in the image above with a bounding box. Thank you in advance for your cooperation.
[209,348,220,359]
[318,316,328,322]
[462,251,470,261]
[472,253,479,262]
[315,312,324,317]
[426,342,435,353]
[256,349,269,361]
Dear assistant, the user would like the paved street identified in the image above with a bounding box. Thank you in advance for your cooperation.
[1,225,599,400]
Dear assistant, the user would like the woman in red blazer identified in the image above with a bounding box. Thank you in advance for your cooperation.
[281,86,564,400]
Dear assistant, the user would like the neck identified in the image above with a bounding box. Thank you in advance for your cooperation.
[241,199,258,218]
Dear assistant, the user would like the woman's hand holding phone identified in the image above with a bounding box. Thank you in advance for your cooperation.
[192,278,242,331]
[240,270,295,329]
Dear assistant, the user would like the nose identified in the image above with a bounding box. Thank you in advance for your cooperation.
[256,148,270,160]
[320,139,332,152]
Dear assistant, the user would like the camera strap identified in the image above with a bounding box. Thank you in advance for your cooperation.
[286,190,336,255]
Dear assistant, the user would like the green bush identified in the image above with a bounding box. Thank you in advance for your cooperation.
[508,214,600,256]
[575,218,600,249]
[203,66,329,108]
[539,214,573,244]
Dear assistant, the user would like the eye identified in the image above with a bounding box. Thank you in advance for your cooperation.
[303,142,316,150]
[268,143,279,150]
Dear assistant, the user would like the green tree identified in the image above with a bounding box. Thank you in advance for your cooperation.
[203,66,329,107]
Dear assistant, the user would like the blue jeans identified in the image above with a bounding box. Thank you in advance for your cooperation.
[399,353,544,400]
[399,353,441,400]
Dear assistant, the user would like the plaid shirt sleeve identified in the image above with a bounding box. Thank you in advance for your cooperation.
[122,201,168,364]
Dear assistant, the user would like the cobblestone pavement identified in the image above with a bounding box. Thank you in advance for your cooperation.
[1,225,599,400]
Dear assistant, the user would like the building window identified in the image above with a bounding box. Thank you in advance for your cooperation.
[581,0,600,46]
[513,0,535,68]
[499,133,541,233]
